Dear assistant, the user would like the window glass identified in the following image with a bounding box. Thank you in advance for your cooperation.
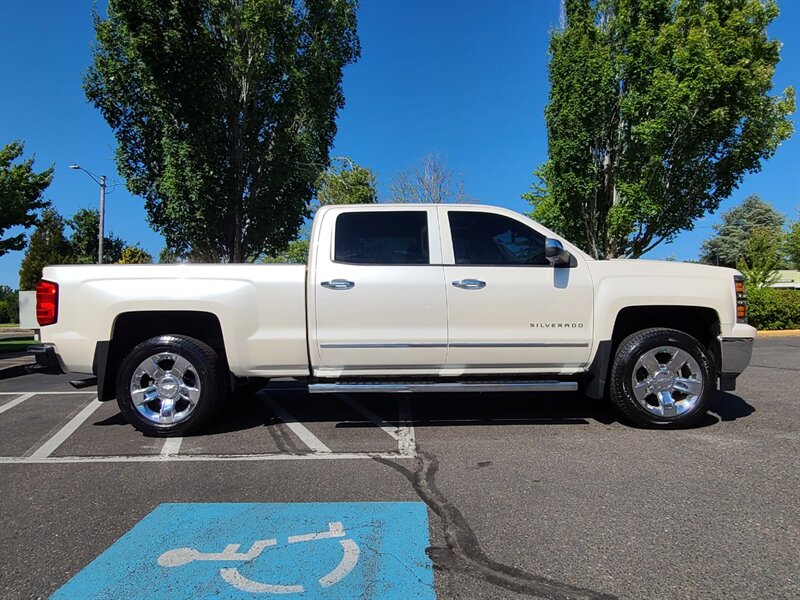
[448,211,547,265]
[334,211,429,264]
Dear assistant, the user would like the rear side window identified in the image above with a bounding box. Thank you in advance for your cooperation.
[448,211,547,265]
[334,211,429,264]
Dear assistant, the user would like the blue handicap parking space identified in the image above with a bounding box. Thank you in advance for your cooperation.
[52,502,435,599]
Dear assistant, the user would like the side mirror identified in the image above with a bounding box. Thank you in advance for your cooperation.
[545,238,571,267]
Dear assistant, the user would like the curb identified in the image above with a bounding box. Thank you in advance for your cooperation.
[756,329,800,337]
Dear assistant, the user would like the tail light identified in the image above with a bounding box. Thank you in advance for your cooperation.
[36,280,58,326]
[734,276,747,324]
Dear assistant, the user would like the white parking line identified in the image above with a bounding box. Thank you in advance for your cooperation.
[258,393,332,453]
[336,394,400,441]
[0,391,96,395]
[28,398,102,459]
[0,393,36,414]
[0,451,414,464]
[160,437,183,456]
[398,396,417,457]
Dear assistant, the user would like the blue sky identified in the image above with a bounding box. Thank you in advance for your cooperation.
[1,0,798,287]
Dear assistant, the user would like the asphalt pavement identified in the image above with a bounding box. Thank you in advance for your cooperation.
[0,336,797,599]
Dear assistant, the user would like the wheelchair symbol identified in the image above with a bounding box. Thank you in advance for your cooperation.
[158,521,359,594]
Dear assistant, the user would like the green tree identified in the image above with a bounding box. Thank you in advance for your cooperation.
[317,159,377,206]
[0,285,20,324]
[525,0,795,259]
[736,226,783,288]
[67,207,125,264]
[699,195,785,267]
[786,221,800,270]
[0,141,53,256]
[118,245,153,264]
[18,209,71,290]
[85,0,360,263]
[262,238,309,264]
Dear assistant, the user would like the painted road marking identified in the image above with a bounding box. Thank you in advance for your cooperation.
[0,391,96,395]
[337,393,401,440]
[28,397,102,459]
[0,451,416,464]
[0,392,36,414]
[159,436,183,456]
[0,391,417,462]
[51,502,435,599]
[259,392,332,453]
[398,396,417,457]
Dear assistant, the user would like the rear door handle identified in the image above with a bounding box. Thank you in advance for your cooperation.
[452,279,486,290]
[321,279,355,290]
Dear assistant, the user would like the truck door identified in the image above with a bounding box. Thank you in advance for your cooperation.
[440,207,594,371]
[310,207,448,375]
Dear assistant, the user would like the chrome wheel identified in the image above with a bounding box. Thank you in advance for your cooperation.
[631,345,704,418]
[129,352,202,425]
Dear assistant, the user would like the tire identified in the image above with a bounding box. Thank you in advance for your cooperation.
[608,328,716,428]
[116,335,224,436]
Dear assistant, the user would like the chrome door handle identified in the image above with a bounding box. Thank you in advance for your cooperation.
[321,279,355,290]
[452,279,486,290]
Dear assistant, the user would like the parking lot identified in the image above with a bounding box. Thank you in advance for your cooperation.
[1,336,798,599]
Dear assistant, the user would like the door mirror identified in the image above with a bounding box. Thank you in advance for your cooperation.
[545,238,571,267]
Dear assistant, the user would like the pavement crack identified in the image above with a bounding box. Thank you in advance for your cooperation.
[374,448,617,600]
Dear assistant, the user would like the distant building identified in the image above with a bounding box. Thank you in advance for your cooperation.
[770,270,800,290]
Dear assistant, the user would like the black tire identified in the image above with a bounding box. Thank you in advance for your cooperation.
[609,328,716,428]
[116,335,224,436]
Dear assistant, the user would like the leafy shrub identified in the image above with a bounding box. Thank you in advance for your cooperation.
[747,288,800,330]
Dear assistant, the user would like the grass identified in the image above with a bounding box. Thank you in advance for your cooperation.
[0,323,21,328]
[0,338,35,354]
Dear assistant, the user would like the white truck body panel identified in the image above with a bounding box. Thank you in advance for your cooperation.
[40,264,309,377]
[37,203,755,387]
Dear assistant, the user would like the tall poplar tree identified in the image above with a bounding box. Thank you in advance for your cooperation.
[525,0,794,259]
[85,0,360,262]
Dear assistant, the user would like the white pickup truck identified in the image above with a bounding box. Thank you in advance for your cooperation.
[30,204,755,435]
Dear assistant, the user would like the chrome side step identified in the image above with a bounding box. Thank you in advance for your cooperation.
[308,380,578,394]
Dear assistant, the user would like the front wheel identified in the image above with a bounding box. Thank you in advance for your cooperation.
[116,335,224,436]
[609,328,716,428]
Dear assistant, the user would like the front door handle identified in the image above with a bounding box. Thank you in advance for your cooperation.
[452,279,486,290]
[321,279,355,290]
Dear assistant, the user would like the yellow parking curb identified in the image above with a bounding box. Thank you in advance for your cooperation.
[757,329,800,337]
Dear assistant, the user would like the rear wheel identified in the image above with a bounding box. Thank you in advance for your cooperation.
[609,328,715,428]
[116,335,224,436]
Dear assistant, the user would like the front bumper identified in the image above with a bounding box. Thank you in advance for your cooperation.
[26,344,64,374]
[718,336,755,391]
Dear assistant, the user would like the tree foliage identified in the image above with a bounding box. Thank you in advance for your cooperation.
[525,0,795,259]
[316,159,377,205]
[0,141,53,256]
[735,226,783,288]
[68,207,125,264]
[262,238,309,263]
[18,209,71,290]
[699,195,785,267]
[85,0,360,263]
[118,245,154,264]
[786,221,800,270]
[0,285,20,324]
[390,154,473,204]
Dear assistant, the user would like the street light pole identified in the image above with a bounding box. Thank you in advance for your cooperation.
[69,165,107,264]
[98,175,106,264]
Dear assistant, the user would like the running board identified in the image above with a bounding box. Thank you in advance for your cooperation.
[308,380,578,394]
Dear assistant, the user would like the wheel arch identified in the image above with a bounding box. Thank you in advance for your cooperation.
[585,305,721,399]
[95,311,228,401]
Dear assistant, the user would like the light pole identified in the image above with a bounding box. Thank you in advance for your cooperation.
[69,165,106,264]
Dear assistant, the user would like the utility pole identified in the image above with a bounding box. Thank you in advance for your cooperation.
[98,175,106,264]
[69,165,107,264]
